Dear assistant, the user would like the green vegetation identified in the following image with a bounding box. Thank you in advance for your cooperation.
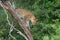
[0,0,60,40]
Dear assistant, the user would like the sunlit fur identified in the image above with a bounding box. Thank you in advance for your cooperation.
[16,8,36,25]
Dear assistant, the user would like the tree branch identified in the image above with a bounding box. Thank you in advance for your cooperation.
[0,1,33,40]
[0,1,28,40]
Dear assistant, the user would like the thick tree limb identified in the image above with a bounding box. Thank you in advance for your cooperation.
[0,2,28,40]
[0,1,33,40]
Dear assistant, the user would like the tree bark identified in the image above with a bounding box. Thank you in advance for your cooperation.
[1,1,33,40]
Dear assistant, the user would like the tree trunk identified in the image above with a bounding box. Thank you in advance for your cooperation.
[1,1,33,40]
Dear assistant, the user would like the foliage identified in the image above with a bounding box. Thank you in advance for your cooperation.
[0,0,60,40]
